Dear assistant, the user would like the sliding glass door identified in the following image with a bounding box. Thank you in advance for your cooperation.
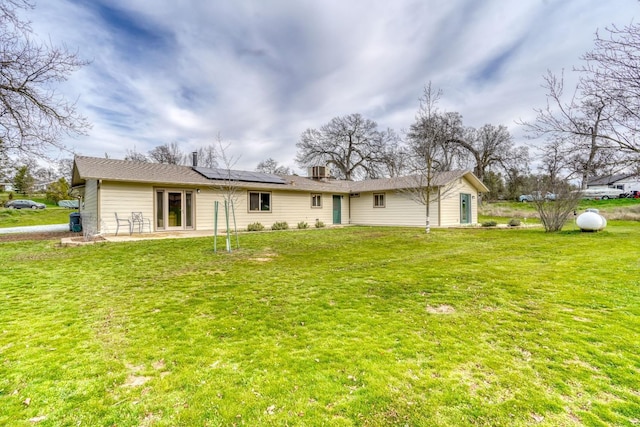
[155,189,194,231]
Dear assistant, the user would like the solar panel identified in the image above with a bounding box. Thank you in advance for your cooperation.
[193,166,286,184]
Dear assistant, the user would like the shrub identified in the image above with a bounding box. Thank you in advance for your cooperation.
[45,177,70,204]
[271,221,289,230]
[247,222,264,232]
[482,220,498,227]
[297,221,309,229]
[508,218,522,227]
[315,219,325,228]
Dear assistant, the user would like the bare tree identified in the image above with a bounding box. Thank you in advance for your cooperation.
[55,157,74,184]
[295,113,390,180]
[404,83,455,233]
[456,124,513,182]
[517,141,581,232]
[212,135,240,252]
[0,149,11,182]
[580,23,640,152]
[435,112,469,170]
[538,139,568,188]
[196,144,218,168]
[498,145,530,200]
[125,150,149,163]
[379,129,410,177]
[124,147,149,163]
[519,71,623,188]
[256,158,291,175]
[148,142,185,164]
[0,0,89,158]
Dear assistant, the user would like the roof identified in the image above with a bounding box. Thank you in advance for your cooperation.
[588,173,637,186]
[72,156,488,193]
[348,170,489,193]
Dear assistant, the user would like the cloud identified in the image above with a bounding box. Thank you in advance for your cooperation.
[27,0,639,171]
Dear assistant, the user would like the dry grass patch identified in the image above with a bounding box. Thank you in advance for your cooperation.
[426,304,456,314]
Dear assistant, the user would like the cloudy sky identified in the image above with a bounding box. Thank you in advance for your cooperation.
[28,0,638,172]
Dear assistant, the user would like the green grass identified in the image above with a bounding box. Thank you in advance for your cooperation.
[1,226,639,426]
[0,192,73,228]
[481,198,640,224]
[0,207,73,228]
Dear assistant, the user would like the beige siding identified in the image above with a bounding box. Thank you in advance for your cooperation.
[439,177,479,226]
[349,191,439,227]
[88,178,481,233]
[194,188,339,230]
[93,182,345,233]
[99,181,154,233]
[80,179,99,231]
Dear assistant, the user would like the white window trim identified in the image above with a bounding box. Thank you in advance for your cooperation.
[374,193,385,208]
[311,193,322,208]
[248,191,272,212]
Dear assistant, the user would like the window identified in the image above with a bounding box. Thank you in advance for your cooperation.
[374,193,385,208]
[249,191,271,212]
[311,194,322,208]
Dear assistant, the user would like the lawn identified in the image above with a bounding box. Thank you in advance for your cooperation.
[0,192,72,228]
[0,207,72,228]
[480,198,640,224]
[1,225,639,426]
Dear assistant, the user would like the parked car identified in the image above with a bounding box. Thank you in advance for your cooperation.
[4,199,46,209]
[518,192,556,202]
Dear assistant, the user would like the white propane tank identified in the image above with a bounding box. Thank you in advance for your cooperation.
[576,209,607,232]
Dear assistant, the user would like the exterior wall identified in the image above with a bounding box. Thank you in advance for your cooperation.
[439,177,480,226]
[80,179,99,231]
[194,188,340,230]
[349,191,438,227]
[93,182,344,233]
[614,178,640,192]
[86,176,483,233]
[99,181,154,233]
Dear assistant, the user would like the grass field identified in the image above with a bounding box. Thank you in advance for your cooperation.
[0,192,72,228]
[479,198,640,224]
[1,225,639,426]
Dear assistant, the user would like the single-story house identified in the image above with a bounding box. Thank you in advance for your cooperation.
[71,155,489,234]
[587,174,640,193]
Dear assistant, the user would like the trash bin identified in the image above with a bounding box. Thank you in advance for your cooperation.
[69,212,82,232]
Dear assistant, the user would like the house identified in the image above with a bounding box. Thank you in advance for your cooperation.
[71,155,489,234]
[0,182,13,192]
[34,180,57,192]
[587,174,640,193]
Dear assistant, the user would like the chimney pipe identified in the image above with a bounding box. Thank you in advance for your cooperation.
[192,151,198,167]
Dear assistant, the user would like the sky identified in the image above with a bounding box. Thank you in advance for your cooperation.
[27,0,639,172]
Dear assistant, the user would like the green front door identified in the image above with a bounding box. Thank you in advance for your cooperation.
[460,193,471,224]
[332,195,341,224]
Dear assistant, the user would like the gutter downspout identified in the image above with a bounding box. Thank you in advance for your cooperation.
[97,179,101,232]
[437,186,442,227]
